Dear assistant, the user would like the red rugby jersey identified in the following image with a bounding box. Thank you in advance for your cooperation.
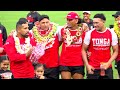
[31,24,62,68]
[59,27,85,66]
[3,33,36,78]
[84,28,118,69]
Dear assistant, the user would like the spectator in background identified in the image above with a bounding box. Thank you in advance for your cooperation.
[27,11,41,30]
[112,11,120,78]
[0,23,7,56]
[112,11,120,21]
[81,11,93,30]
[0,55,14,79]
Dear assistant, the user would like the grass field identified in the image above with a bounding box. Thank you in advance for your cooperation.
[0,11,118,79]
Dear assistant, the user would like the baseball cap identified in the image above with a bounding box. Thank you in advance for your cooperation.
[83,11,91,14]
[66,12,79,19]
[112,11,120,18]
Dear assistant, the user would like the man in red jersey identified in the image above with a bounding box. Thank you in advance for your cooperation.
[31,15,63,79]
[59,12,89,79]
[82,13,118,79]
[3,18,36,79]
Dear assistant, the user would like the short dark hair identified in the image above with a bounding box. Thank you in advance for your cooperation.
[16,18,28,29]
[38,15,49,22]
[93,13,106,21]
[77,18,82,24]
[0,55,9,63]
[33,63,45,70]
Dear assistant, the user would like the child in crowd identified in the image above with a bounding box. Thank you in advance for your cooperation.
[0,55,14,79]
[33,63,47,79]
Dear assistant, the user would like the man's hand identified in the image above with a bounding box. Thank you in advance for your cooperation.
[39,75,45,79]
[87,51,91,59]
[82,23,89,32]
[9,30,16,36]
[0,47,4,53]
[86,64,95,74]
[26,47,34,58]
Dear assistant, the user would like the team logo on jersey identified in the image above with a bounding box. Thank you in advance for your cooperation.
[92,38,110,46]
[0,30,2,33]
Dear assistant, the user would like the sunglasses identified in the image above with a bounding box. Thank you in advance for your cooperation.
[67,18,74,21]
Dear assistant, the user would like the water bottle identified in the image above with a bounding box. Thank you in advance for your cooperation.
[100,63,105,76]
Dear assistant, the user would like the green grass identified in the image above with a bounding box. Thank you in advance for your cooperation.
[0,11,118,79]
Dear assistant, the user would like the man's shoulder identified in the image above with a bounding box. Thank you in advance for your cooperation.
[7,35,14,40]
[5,36,14,45]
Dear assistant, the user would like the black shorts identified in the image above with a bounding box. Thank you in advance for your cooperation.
[114,60,117,69]
[59,65,85,76]
[87,68,113,79]
[44,67,59,79]
[116,61,120,76]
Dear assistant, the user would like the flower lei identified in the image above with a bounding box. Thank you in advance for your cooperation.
[114,21,120,37]
[114,21,120,45]
[32,22,58,49]
[63,26,82,46]
[13,31,31,54]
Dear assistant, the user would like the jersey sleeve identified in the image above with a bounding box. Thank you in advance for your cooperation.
[83,30,92,45]
[111,29,118,46]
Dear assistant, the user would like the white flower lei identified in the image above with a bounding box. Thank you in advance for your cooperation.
[64,27,82,46]
[13,31,31,54]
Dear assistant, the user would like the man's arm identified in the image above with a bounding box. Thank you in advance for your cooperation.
[82,30,91,66]
[82,30,95,74]
[101,29,118,70]
[108,45,118,66]
[108,29,119,65]
[3,38,27,62]
[82,43,89,66]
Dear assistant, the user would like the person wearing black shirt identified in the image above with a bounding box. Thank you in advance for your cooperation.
[26,11,41,30]
[81,11,93,30]
[0,55,14,79]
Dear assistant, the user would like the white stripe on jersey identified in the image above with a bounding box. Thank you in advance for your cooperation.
[84,29,94,45]
[84,28,118,46]
[57,26,64,41]
[107,28,118,46]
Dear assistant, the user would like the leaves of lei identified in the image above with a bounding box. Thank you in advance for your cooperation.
[33,23,58,43]
[13,31,31,54]
[63,24,82,46]
[114,21,120,38]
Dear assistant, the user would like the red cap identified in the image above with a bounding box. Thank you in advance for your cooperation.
[66,12,79,19]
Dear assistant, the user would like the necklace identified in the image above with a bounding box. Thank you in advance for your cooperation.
[13,31,31,54]
[63,26,83,46]
[32,22,58,49]
[38,27,51,37]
